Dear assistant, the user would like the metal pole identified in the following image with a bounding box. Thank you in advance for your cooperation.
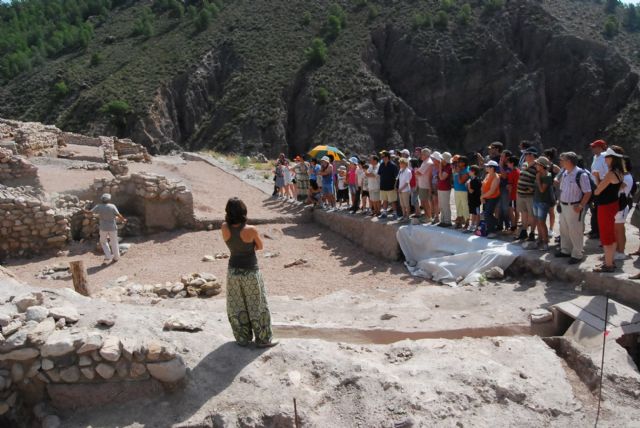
[294,398,300,428]
[595,295,609,427]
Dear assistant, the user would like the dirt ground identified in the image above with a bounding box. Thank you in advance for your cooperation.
[4,152,640,427]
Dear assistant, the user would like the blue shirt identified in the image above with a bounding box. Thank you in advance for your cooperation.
[378,160,399,191]
[310,164,320,181]
[453,167,469,192]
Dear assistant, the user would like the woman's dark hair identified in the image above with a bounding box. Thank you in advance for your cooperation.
[225,197,248,225]
[457,156,468,166]
[310,180,319,190]
[507,156,519,165]
[543,147,557,161]
[470,165,480,174]
[310,158,318,165]
[624,156,632,172]
[410,159,419,169]
[607,155,626,175]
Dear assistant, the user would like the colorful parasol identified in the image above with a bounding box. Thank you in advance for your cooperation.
[307,145,346,161]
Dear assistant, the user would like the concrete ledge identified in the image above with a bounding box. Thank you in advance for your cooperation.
[509,253,640,309]
[313,209,402,261]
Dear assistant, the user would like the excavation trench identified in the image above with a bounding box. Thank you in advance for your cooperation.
[272,323,537,345]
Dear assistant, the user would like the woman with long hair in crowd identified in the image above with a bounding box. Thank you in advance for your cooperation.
[593,148,625,273]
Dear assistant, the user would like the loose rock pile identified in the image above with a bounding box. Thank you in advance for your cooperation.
[0,148,38,182]
[121,273,221,299]
[0,292,187,422]
[0,186,69,259]
[35,264,71,281]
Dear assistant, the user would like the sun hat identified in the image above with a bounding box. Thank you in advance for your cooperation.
[320,156,330,163]
[349,156,359,164]
[442,152,452,163]
[534,156,552,169]
[400,149,410,156]
[338,165,347,171]
[431,151,443,161]
[603,147,623,158]
[101,193,111,203]
[485,160,499,168]
[590,139,607,149]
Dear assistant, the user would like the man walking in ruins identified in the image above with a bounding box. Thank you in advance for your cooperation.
[86,193,127,264]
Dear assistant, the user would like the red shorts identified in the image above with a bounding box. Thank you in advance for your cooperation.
[598,201,618,246]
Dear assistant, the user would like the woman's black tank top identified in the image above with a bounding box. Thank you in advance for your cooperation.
[225,224,258,270]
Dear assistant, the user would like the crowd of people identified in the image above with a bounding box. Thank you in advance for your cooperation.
[273,140,640,276]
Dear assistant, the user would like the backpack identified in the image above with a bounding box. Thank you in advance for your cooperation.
[575,169,596,204]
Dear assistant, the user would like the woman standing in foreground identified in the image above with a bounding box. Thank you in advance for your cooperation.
[222,198,277,348]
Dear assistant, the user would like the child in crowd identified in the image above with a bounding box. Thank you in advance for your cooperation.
[358,160,369,214]
[366,155,381,216]
[307,180,322,207]
[397,158,413,221]
[452,156,470,229]
[337,165,349,208]
[466,165,482,233]
[506,156,520,233]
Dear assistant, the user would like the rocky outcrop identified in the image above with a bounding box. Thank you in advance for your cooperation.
[131,42,242,154]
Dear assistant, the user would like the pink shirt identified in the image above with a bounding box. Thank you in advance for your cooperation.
[347,169,357,185]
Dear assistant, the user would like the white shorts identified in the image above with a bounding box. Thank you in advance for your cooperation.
[615,206,630,224]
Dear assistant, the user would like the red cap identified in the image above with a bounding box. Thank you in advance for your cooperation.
[590,139,607,149]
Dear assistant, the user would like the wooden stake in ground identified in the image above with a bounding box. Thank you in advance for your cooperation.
[69,260,90,296]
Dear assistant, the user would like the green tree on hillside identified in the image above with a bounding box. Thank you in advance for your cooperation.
[305,38,328,66]
[457,4,472,26]
[624,5,640,32]
[53,81,70,99]
[604,15,619,38]
[132,8,154,38]
[101,100,131,130]
[605,0,620,14]
[195,9,212,32]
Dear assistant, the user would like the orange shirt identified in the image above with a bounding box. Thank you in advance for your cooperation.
[482,173,500,199]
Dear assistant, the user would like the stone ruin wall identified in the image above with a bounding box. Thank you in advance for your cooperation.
[90,173,195,231]
[0,119,61,156]
[0,148,38,182]
[0,187,69,260]
[0,292,187,423]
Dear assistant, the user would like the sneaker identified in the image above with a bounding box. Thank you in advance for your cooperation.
[379,213,388,219]
[514,230,527,241]
[527,232,536,242]
[614,252,627,261]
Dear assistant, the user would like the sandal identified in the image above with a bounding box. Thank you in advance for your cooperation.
[593,265,616,273]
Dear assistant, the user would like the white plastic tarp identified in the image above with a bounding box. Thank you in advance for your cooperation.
[397,224,524,286]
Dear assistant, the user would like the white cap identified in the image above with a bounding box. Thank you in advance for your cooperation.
[101,193,111,202]
[321,156,330,162]
[485,160,499,168]
[400,149,410,156]
[603,148,623,158]
[431,151,442,161]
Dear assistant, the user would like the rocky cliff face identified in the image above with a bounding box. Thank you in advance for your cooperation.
[1,0,639,158]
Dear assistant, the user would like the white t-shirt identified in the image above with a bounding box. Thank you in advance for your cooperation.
[417,159,432,189]
[591,154,608,181]
[398,167,413,193]
[367,164,381,191]
[337,174,347,190]
[621,173,633,196]
[357,167,365,188]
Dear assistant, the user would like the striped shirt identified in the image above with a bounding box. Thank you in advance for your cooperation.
[517,163,536,195]
[558,167,591,204]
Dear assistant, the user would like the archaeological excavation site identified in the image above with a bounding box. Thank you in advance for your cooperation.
[1,117,640,428]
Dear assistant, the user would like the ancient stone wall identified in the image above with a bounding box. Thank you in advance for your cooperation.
[0,292,187,421]
[0,148,38,182]
[90,173,195,230]
[58,132,102,147]
[114,138,152,163]
[0,119,61,156]
[0,186,69,259]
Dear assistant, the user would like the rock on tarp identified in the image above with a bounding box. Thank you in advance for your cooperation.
[396,224,523,286]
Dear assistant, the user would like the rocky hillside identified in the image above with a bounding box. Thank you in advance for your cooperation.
[1,0,639,157]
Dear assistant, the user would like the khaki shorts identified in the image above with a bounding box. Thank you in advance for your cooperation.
[418,187,431,202]
[380,190,398,203]
[369,190,381,202]
[517,194,535,217]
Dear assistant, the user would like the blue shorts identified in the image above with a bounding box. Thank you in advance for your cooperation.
[322,183,334,195]
[533,202,550,220]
